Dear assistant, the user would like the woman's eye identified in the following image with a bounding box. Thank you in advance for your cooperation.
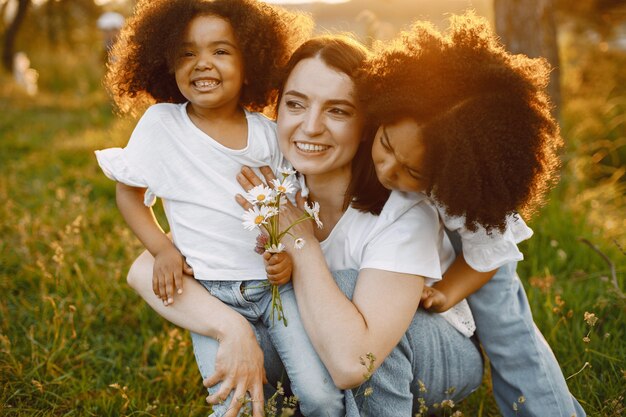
[285,100,304,110]
[181,51,194,57]
[215,49,230,55]
[329,107,349,116]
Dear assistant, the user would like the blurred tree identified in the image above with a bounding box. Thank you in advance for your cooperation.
[556,0,626,40]
[494,0,561,116]
[2,0,30,72]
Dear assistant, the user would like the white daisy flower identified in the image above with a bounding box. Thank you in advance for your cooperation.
[271,178,295,195]
[304,201,323,228]
[294,238,306,249]
[242,206,275,230]
[279,166,296,178]
[266,243,286,253]
[246,185,274,205]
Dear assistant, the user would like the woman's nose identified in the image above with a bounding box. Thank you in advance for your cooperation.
[301,109,324,136]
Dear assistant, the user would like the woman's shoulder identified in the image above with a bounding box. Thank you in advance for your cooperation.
[379,191,434,224]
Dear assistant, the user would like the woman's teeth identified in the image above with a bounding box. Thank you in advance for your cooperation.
[295,142,330,152]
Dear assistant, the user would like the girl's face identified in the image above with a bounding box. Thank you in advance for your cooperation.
[174,15,244,114]
[371,118,429,193]
[277,57,364,178]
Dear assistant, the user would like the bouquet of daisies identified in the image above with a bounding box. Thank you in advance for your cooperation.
[242,167,322,326]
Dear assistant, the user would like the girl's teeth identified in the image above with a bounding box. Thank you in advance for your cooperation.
[296,142,329,152]
[194,80,218,88]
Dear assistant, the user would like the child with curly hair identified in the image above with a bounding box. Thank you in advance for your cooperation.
[357,13,585,417]
[95,1,345,416]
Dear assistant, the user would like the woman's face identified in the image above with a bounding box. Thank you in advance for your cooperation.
[371,117,429,193]
[277,56,364,178]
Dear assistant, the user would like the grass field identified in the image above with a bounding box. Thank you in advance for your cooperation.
[0,44,624,417]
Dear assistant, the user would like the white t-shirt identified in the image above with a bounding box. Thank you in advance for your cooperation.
[320,191,476,337]
[95,102,284,281]
[436,205,533,272]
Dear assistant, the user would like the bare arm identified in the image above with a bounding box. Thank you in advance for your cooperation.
[422,255,496,313]
[289,240,424,389]
[116,182,184,304]
[127,251,267,417]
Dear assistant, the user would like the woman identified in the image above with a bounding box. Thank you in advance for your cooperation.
[127,35,483,417]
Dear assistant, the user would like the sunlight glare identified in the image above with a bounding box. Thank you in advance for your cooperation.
[261,0,351,4]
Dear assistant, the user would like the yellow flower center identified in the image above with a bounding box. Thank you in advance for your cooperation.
[277,186,286,193]
[257,194,266,201]
[254,215,265,225]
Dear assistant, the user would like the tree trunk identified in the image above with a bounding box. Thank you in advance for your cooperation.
[494,0,561,117]
[2,0,30,72]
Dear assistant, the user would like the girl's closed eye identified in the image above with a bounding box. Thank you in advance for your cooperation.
[379,132,392,151]
[214,49,230,55]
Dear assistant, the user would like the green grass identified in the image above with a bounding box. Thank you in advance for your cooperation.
[1,45,624,417]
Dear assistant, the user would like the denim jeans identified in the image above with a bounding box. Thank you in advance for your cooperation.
[330,270,484,417]
[467,262,586,417]
[191,280,343,417]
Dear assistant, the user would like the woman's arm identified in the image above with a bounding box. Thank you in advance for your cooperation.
[422,255,496,312]
[127,251,267,417]
[288,239,424,389]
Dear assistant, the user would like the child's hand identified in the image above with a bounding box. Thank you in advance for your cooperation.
[153,245,192,306]
[421,286,449,313]
[263,251,292,286]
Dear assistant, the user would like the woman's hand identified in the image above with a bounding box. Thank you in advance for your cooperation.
[203,324,267,417]
[235,166,315,251]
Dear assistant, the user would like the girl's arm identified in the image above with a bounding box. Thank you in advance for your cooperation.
[116,182,184,304]
[422,255,496,313]
[289,240,424,389]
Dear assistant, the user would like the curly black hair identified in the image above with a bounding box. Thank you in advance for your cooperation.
[106,0,312,115]
[357,12,562,231]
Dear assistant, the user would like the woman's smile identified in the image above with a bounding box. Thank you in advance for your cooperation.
[277,56,363,178]
[294,141,331,153]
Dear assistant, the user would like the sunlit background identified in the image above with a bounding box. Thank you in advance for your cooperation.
[1,0,625,416]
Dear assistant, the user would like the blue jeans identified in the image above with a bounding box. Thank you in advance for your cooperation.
[191,280,343,417]
[467,262,586,417]
[331,270,484,417]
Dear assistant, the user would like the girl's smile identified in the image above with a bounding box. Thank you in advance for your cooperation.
[174,14,245,118]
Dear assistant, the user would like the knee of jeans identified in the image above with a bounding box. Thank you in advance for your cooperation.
[296,383,344,416]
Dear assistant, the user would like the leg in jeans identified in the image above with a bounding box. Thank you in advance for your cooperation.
[467,262,586,417]
[191,280,269,417]
[331,270,484,417]
[264,282,345,417]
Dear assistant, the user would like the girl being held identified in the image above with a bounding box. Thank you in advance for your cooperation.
[358,13,585,417]
[96,1,343,416]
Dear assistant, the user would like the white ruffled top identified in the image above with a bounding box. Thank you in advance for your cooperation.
[436,205,534,272]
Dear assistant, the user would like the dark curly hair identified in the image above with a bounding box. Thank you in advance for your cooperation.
[106,0,313,115]
[357,12,563,231]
